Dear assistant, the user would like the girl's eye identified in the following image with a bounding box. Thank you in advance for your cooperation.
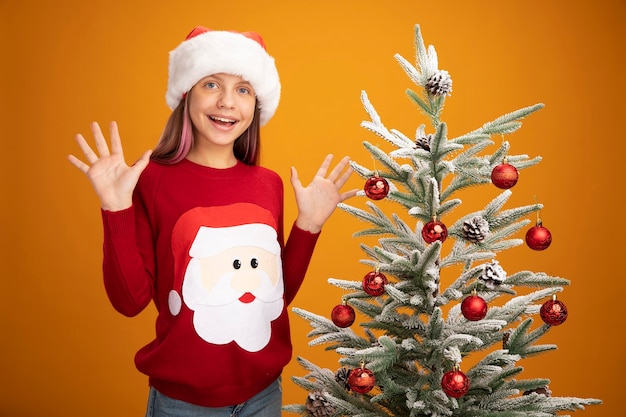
[237,87,250,94]
[204,81,218,89]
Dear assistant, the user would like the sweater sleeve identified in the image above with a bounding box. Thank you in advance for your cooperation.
[282,222,320,305]
[101,204,155,317]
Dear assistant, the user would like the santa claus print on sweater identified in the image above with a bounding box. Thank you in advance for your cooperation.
[168,203,284,353]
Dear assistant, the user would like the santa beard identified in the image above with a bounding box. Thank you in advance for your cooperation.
[182,258,284,352]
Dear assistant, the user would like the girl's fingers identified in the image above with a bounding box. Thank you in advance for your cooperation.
[90,121,111,158]
[131,149,153,173]
[327,156,351,184]
[108,121,124,157]
[289,166,303,191]
[314,154,333,178]
[67,154,89,173]
[71,121,125,170]
[340,188,359,202]
[334,162,354,188]
[74,133,99,164]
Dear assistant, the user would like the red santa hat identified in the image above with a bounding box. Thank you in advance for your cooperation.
[166,26,281,126]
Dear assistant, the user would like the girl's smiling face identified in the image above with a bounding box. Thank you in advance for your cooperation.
[186,73,257,166]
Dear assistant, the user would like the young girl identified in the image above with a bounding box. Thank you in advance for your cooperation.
[68,26,357,417]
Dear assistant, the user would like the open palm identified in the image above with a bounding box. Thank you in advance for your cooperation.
[68,121,152,211]
[290,154,358,233]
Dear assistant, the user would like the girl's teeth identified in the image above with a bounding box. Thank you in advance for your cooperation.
[211,116,235,123]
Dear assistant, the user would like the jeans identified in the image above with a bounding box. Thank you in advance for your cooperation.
[145,378,282,417]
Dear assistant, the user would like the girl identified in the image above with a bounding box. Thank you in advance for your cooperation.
[68,27,357,417]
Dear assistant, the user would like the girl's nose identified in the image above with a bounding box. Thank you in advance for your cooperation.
[217,91,235,109]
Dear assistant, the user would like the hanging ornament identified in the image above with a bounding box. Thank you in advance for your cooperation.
[461,291,488,321]
[441,367,470,398]
[348,362,376,394]
[364,174,389,200]
[526,220,552,251]
[462,215,490,243]
[331,302,356,328]
[540,295,568,326]
[362,270,388,297]
[491,157,519,189]
[422,217,448,244]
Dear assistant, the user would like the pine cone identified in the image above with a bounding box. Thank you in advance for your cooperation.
[335,367,351,390]
[523,386,552,397]
[462,216,489,243]
[425,69,452,96]
[502,329,512,349]
[415,133,433,151]
[479,259,507,289]
[305,391,336,417]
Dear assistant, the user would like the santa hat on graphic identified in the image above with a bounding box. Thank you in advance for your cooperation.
[166,26,281,126]
[168,203,281,316]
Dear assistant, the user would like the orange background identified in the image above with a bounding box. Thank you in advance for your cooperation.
[1,1,624,416]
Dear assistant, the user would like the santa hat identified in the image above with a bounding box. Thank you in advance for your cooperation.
[166,26,281,126]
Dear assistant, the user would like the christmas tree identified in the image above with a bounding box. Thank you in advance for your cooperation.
[285,25,601,417]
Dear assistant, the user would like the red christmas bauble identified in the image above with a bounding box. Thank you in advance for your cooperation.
[526,224,552,251]
[422,220,448,243]
[491,163,519,189]
[441,369,470,398]
[348,367,376,394]
[362,271,388,296]
[540,298,568,326]
[331,304,356,328]
[461,294,488,321]
[364,176,389,200]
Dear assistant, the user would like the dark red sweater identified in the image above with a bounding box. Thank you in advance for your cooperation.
[101,159,319,407]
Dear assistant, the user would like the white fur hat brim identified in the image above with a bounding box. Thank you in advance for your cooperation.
[166,29,281,126]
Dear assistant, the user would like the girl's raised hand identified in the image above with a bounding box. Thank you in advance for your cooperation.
[67,121,152,211]
[290,154,358,233]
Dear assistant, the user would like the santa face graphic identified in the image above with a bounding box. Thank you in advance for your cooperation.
[169,205,284,353]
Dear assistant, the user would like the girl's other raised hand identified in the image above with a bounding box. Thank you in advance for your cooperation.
[290,154,358,234]
[67,121,152,211]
